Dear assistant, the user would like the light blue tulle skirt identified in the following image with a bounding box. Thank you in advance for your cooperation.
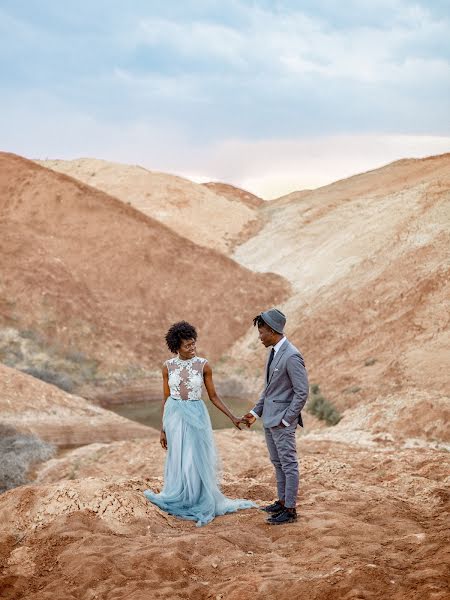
[144,396,256,527]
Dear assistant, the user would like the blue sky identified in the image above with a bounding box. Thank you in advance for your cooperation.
[1,0,449,197]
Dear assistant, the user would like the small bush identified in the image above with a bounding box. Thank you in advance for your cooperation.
[364,357,377,366]
[0,424,55,493]
[307,384,341,426]
[64,350,86,363]
[19,329,40,341]
[21,367,75,393]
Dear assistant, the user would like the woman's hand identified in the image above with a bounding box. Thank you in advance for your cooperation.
[160,429,167,450]
[230,415,248,430]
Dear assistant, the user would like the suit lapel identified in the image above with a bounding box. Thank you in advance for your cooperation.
[266,339,288,387]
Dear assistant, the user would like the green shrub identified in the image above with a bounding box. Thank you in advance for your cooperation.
[0,424,55,493]
[307,384,341,426]
[19,329,40,341]
[0,327,99,393]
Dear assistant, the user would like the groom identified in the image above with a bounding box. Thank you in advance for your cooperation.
[243,308,308,525]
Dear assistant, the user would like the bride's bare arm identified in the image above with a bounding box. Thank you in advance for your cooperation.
[203,362,247,430]
[160,365,170,449]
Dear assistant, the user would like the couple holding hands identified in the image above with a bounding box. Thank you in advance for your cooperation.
[144,308,309,527]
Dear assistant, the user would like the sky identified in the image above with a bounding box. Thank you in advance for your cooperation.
[1,0,449,198]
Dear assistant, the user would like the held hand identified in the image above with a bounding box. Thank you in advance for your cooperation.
[160,430,167,450]
[230,415,248,430]
[243,413,256,428]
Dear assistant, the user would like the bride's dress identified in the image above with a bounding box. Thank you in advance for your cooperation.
[143,355,255,526]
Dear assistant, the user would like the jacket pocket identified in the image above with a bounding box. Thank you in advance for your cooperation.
[273,399,290,404]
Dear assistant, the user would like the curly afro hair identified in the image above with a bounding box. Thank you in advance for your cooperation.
[165,321,197,354]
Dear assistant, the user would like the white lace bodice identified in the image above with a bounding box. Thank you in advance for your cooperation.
[165,356,207,401]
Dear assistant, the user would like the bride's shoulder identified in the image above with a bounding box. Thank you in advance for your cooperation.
[195,356,208,365]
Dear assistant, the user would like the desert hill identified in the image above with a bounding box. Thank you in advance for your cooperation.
[272,154,450,207]
[35,158,264,254]
[36,153,450,410]
[1,151,450,600]
[230,153,450,407]
[0,152,288,395]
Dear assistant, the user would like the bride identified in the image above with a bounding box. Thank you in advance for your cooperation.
[144,321,256,526]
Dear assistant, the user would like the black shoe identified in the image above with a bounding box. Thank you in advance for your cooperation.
[260,500,285,514]
[267,508,297,525]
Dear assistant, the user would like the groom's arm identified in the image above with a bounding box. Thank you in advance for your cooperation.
[243,390,265,425]
[283,353,309,425]
[250,390,265,418]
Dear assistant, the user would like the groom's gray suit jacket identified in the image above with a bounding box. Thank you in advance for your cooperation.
[252,339,309,428]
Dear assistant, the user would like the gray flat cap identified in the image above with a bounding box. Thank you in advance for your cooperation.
[260,308,286,334]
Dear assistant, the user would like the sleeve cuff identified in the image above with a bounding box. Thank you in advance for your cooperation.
[282,419,290,427]
[250,410,259,419]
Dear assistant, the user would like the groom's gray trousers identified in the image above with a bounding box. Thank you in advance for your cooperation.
[264,421,299,508]
[251,338,308,509]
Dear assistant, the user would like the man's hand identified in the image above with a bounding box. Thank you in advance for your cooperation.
[160,429,167,450]
[242,412,256,428]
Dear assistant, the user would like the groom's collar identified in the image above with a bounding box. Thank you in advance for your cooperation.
[272,336,287,354]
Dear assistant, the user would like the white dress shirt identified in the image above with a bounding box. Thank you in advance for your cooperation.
[250,337,291,427]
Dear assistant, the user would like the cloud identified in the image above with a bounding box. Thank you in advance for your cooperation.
[2,91,447,198]
[0,0,448,193]
[136,17,246,67]
[110,2,450,139]
[131,2,450,87]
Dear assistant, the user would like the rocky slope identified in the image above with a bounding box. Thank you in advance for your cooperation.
[230,154,450,408]
[0,364,153,447]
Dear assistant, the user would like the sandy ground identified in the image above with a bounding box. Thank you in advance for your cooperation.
[1,425,448,600]
[1,382,448,599]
